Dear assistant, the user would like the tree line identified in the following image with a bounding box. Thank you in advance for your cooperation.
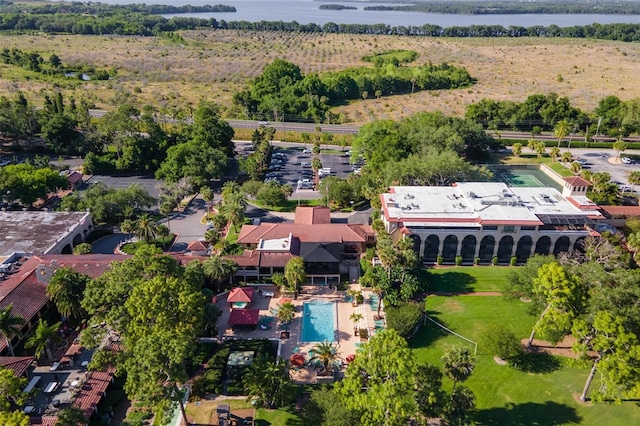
[0,1,235,15]
[365,0,640,16]
[3,4,640,42]
[465,93,640,138]
[233,58,474,123]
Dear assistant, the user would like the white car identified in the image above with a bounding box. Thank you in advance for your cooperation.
[258,121,269,125]
[300,162,311,168]
[621,157,632,164]
[302,148,312,154]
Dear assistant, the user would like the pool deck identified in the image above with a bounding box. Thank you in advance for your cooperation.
[215,284,384,384]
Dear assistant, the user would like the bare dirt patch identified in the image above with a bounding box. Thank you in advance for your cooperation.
[522,335,597,359]
[2,32,640,122]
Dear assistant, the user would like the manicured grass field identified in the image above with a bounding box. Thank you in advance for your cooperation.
[410,296,639,425]
[427,266,511,292]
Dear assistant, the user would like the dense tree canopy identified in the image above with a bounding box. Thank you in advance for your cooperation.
[0,163,68,206]
[59,182,155,224]
[82,246,205,424]
[338,329,418,425]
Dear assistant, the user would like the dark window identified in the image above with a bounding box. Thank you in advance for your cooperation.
[482,225,498,231]
[521,226,537,231]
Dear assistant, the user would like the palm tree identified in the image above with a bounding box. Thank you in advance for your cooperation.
[277,302,295,331]
[25,319,60,363]
[549,146,560,162]
[312,156,322,185]
[349,312,363,336]
[47,267,90,320]
[133,213,159,243]
[442,346,475,391]
[242,355,295,408]
[310,341,341,373]
[221,200,245,232]
[284,257,306,296]
[512,143,522,158]
[55,406,87,426]
[221,181,241,203]
[628,171,640,193]
[526,139,536,154]
[0,304,25,356]
[561,151,573,163]
[569,161,582,175]
[554,120,570,148]
[203,255,237,292]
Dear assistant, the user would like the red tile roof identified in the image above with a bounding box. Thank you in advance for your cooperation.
[294,206,331,224]
[563,176,592,187]
[226,250,260,267]
[237,223,371,244]
[0,356,33,377]
[228,309,259,326]
[259,252,295,267]
[67,171,83,185]
[72,367,115,419]
[30,416,58,426]
[227,287,254,303]
[186,240,210,252]
[0,255,124,353]
[598,205,640,218]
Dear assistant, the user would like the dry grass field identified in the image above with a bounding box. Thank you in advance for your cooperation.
[2,30,640,124]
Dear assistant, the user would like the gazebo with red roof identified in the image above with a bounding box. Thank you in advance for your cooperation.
[228,309,260,330]
[227,287,254,309]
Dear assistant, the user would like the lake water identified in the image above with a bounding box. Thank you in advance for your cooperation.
[96,0,640,27]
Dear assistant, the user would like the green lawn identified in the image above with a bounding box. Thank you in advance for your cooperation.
[185,399,303,425]
[426,266,511,292]
[410,296,639,425]
[547,161,573,177]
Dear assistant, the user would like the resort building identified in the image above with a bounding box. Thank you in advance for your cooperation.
[380,179,605,264]
[231,206,375,284]
[0,211,93,258]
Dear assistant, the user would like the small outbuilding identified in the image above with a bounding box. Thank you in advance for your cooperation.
[228,309,259,330]
[227,287,254,309]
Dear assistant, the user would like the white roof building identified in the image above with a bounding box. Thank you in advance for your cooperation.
[380,181,603,265]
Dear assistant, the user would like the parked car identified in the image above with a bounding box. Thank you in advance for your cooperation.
[621,157,632,164]
[300,162,311,168]
[302,148,312,154]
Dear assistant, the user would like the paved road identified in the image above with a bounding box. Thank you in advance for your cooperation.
[91,233,132,254]
[167,197,209,252]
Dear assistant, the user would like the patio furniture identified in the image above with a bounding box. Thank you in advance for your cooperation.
[292,346,301,354]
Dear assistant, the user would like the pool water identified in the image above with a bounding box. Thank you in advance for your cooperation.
[301,300,336,342]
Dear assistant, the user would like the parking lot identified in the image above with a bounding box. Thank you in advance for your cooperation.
[233,141,362,197]
[571,148,640,189]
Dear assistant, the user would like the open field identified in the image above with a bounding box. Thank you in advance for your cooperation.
[184,398,302,425]
[411,295,640,425]
[427,266,511,292]
[2,32,640,123]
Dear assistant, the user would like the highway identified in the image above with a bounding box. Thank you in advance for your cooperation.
[89,109,640,142]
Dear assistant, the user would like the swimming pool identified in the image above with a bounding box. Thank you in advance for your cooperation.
[301,300,336,342]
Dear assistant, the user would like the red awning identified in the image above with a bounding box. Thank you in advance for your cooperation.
[228,309,259,326]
